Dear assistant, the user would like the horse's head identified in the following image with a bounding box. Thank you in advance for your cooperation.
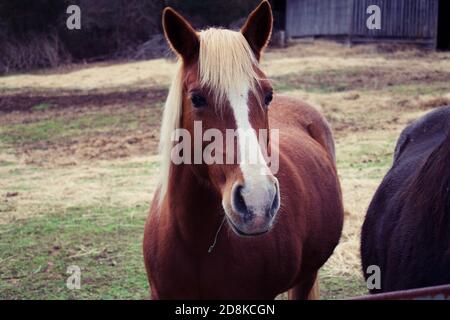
[161,1,280,236]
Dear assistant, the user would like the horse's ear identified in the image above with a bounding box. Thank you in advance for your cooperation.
[241,0,273,61]
[162,7,199,63]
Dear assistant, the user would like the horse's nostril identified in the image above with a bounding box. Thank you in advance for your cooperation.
[269,182,280,217]
[231,181,279,223]
[233,184,251,217]
[271,193,279,212]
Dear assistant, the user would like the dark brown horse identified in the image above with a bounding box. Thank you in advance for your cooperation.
[361,106,450,293]
[143,1,343,299]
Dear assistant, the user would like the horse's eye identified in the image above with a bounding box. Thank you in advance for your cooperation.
[190,93,207,108]
[264,91,273,106]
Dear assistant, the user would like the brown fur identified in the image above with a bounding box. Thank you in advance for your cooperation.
[143,1,343,300]
[144,96,343,299]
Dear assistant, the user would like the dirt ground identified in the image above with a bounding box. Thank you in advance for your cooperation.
[1,41,450,299]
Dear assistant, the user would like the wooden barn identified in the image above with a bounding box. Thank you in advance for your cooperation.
[271,0,450,50]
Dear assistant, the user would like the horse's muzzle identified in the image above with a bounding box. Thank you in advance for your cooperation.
[225,177,280,236]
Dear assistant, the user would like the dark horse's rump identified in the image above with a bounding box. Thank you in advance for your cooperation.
[361,106,450,293]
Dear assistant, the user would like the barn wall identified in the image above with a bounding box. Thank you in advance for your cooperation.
[286,0,439,44]
[285,0,354,37]
[352,0,439,39]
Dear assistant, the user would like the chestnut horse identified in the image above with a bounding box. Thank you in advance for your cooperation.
[143,1,343,299]
[361,106,450,293]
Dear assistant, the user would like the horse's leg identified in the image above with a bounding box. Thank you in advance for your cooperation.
[150,287,160,300]
[288,272,319,300]
[307,278,320,300]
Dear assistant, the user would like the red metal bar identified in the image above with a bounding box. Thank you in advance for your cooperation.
[352,284,450,300]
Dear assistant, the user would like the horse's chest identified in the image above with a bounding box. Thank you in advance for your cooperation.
[152,233,301,299]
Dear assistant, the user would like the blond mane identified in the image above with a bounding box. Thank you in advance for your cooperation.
[158,28,260,205]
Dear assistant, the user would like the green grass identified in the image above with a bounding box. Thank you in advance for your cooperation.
[273,69,358,94]
[32,103,54,111]
[0,204,149,299]
[273,77,340,94]
[0,113,144,147]
[319,270,368,300]
[336,136,397,177]
[0,202,367,300]
[0,119,66,144]
[0,160,16,167]
[388,82,450,95]
[0,115,121,145]
[0,98,164,149]
[273,67,450,96]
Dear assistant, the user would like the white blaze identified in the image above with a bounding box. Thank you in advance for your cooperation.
[227,84,275,214]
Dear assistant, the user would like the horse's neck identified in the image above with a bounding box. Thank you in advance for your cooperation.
[164,164,223,251]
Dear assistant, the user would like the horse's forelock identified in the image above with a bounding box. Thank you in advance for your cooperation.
[198,28,261,107]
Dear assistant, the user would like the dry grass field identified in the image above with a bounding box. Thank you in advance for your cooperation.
[1,41,450,299]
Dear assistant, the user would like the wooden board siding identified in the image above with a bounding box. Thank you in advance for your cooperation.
[286,0,354,38]
[285,0,439,45]
[351,0,439,39]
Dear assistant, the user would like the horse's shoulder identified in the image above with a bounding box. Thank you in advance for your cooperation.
[393,106,450,163]
[271,95,336,162]
[271,95,323,124]
[364,106,450,238]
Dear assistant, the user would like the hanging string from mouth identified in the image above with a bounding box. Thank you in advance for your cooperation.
[208,216,226,253]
